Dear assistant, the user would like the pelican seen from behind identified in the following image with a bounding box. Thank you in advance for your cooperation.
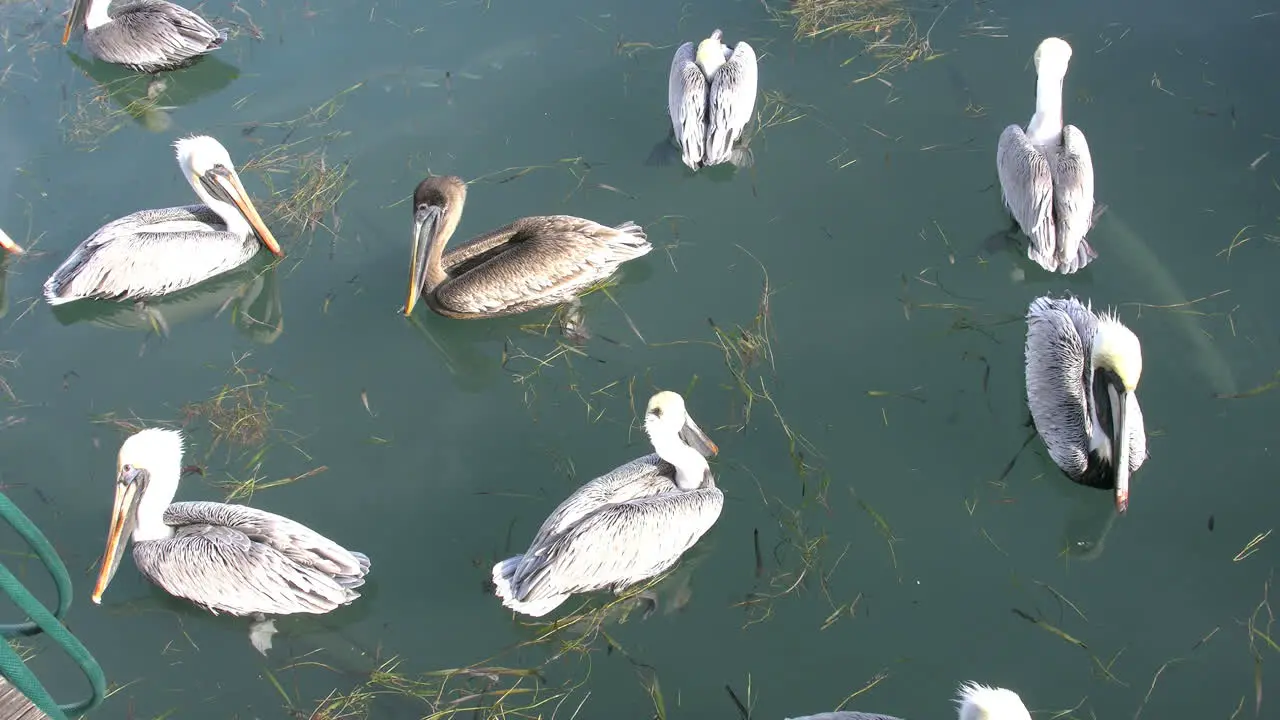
[665,29,758,170]
[93,428,370,652]
[61,0,226,74]
[996,37,1097,274]
[43,135,282,306]
[1025,295,1147,513]
[492,391,722,617]
[404,176,651,319]
[786,682,1032,720]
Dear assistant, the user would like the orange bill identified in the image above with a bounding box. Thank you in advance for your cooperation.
[92,480,138,604]
[214,170,283,257]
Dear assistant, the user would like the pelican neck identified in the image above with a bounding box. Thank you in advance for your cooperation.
[1026,71,1066,145]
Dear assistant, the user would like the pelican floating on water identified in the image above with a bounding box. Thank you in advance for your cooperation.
[43,135,281,306]
[492,391,722,617]
[61,0,226,74]
[786,682,1032,720]
[93,429,369,650]
[404,176,651,318]
[665,29,758,170]
[1025,295,1147,512]
[996,37,1097,274]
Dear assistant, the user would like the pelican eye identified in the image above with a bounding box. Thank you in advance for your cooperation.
[649,406,663,418]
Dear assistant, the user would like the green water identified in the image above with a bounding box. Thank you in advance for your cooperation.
[1,0,1278,718]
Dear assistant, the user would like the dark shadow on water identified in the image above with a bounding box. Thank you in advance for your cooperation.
[67,50,240,133]
[49,256,283,345]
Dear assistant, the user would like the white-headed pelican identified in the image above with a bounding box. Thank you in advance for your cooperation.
[61,0,226,74]
[996,37,1097,274]
[667,29,758,170]
[1025,295,1148,512]
[43,135,281,306]
[492,391,722,617]
[786,681,1032,720]
[404,175,651,318]
[93,428,370,647]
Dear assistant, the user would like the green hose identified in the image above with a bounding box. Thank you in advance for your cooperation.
[0,492,106,718]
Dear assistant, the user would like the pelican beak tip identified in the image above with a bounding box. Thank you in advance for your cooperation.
[90,593,102,605]
[1115,490,1129,514]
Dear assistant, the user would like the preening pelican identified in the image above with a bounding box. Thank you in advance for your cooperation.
[996,37,1097,274]
[492,391,722,617]
[404,176,651,318]
[43,135,282,306]
[1025,295,1147,513]
[61,0,226,74]
[786,682,1032,720]
[93,429,369,651]
[667,29,758,170]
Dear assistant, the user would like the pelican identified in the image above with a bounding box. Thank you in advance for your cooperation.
[1025,295,1147,513]
[667,29,758,170]
[61,0,226,74]
[786,682,1032,720]
[492,391,722,617]
[996,37,1097,274]
[43,135,282,306]
[93,429,369,650]
[404,176,651,318]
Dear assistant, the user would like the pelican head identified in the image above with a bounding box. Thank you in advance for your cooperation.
[695,29,727,77]
[1090,313,1143,513]
[93,428,186,604]
[405,175,466,315]
[955,682,1031,720]
[1033,37,1072,77]
[645,391,718,489]
[174,135,282,257]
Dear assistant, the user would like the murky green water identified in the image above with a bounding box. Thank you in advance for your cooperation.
[1,0,1278,717]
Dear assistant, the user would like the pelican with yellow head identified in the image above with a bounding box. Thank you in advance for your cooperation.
[1025,295,1148,512]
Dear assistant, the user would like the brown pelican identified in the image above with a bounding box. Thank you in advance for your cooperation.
[786,682,1032,720]
[93,429,369,651]
[666,29,758,170]
[492,391,722,617]
[403,176,651,318]
[1025,295,1147,513]
[61,0,226,74]
[996,37,1097,274]
[43,135,282,306]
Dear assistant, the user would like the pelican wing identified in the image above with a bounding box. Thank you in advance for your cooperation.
[668,42,708,170]
[1025,296,1095,479]
[86,0,225,73]
[1050,125,1097,273]
[43,205,259,305]
[434,216,651,316]
[509,486,723,604]
[522,455,670,549]
[996,124,1057,271]
[131,501,370,616]
[705,42,758,167]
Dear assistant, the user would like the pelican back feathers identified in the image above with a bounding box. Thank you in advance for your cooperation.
[84,0,225,73]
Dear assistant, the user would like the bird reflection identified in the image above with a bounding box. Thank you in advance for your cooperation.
[49,258,283,344]
[66,50,239,133]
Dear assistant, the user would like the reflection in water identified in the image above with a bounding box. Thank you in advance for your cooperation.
[66,50,239,133]
[49,258,284,344]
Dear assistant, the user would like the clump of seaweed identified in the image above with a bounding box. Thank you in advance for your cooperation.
[776,0,945,82]
[179,354,281,455]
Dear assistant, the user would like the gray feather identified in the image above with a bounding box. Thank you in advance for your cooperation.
[43,204,263,305]
[1025,296,1147,483]
[133,501,370,616]
[668,42,707,171]
[493,454,723,617]
[996,123,1097,274]
[85,0,225,74]
[705,42,758,167]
